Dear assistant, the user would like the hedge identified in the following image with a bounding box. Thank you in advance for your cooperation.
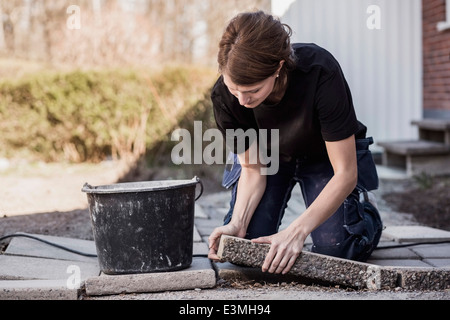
[0,66,217,163]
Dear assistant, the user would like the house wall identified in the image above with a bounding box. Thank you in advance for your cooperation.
[281,0,423,146]
[423,0,450,119]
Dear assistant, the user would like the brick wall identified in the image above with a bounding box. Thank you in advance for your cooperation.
[423,0,450,118]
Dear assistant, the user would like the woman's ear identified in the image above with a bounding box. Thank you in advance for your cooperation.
[275,60,285,77]
[278,60,285,72]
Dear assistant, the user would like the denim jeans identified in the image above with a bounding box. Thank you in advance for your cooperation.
[222,138,383,262]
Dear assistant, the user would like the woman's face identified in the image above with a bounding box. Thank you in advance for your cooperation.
[223,73,277,109]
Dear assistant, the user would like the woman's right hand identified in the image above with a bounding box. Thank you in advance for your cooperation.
[208,223,246,261]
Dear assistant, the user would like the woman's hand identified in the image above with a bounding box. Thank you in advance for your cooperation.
[252,226,306,275]
[208,223,246,261]
[209,141,267,262]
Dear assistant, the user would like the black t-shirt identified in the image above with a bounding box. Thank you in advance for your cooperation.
[211,43,367,162]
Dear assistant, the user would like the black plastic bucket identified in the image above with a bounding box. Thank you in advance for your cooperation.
[82,177,202,275]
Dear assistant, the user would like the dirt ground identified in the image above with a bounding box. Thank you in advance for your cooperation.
[382,175,450,231]
[0,160,129,241]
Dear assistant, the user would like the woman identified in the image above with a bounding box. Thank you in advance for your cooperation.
[208,11,382,275]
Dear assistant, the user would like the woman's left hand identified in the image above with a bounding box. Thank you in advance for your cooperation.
[252,227,306,275]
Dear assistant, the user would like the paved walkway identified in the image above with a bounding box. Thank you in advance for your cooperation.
[197,186,450,269]
[1,185,449,300]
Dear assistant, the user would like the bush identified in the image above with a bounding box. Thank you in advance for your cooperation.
[0,66,217,163]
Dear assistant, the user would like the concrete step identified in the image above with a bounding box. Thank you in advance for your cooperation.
[378,140,450,156]
[412,118,450,145]
[377,140,450,177]
[411,119,450,131]
[411,119,450,146]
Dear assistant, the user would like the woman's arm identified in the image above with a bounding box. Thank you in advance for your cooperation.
[208,141,267,260]
[253,135,358,274]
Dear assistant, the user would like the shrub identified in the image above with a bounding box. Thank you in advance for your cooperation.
[0,66,217,163]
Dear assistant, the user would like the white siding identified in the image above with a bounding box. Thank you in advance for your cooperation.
[279,0,423,149]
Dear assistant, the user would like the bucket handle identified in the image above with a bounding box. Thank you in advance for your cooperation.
[194,176,204,201]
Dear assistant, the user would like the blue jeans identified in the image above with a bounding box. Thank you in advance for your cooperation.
[222,138,383,262]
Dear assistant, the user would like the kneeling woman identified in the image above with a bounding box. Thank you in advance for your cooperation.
[208,11,383,275]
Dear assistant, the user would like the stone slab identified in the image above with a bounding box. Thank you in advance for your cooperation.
[378,140,450,155]
[193,241,209,256]
[392,267,450,291]
[369,247,421,260]
[0,255,100,281]
[410,243,450,259]
[382,226,450,243]
[5,230,205,259]
[195,204,209,219]
[196,191,230,208]
[84,257,216,296]
[4,233,97,262]
[195,218,220,237]
[0,280,78,300]
[367,259,432,268]
[424,259,450,268]
[217,235,397,290]
[412,119,450,131]
[193,225,202,243]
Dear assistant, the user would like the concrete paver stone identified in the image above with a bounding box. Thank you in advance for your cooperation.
[410,243,450,259]
[368,259,432,268]
[193,225,202,243]
[0,255,100,281]
[4,233,97,262]
[217,235,398,290]
[392,267,450,291]
[195,204,209,219]
[84,257,216,296]
[0,230,216,299]
[217,235,450,291]
[424,259,450,268]
[0,280,79,300]
[368,246,421,260]
[382,226,450,243]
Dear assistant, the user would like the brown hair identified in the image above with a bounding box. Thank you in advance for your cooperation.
[218,11,295,86]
